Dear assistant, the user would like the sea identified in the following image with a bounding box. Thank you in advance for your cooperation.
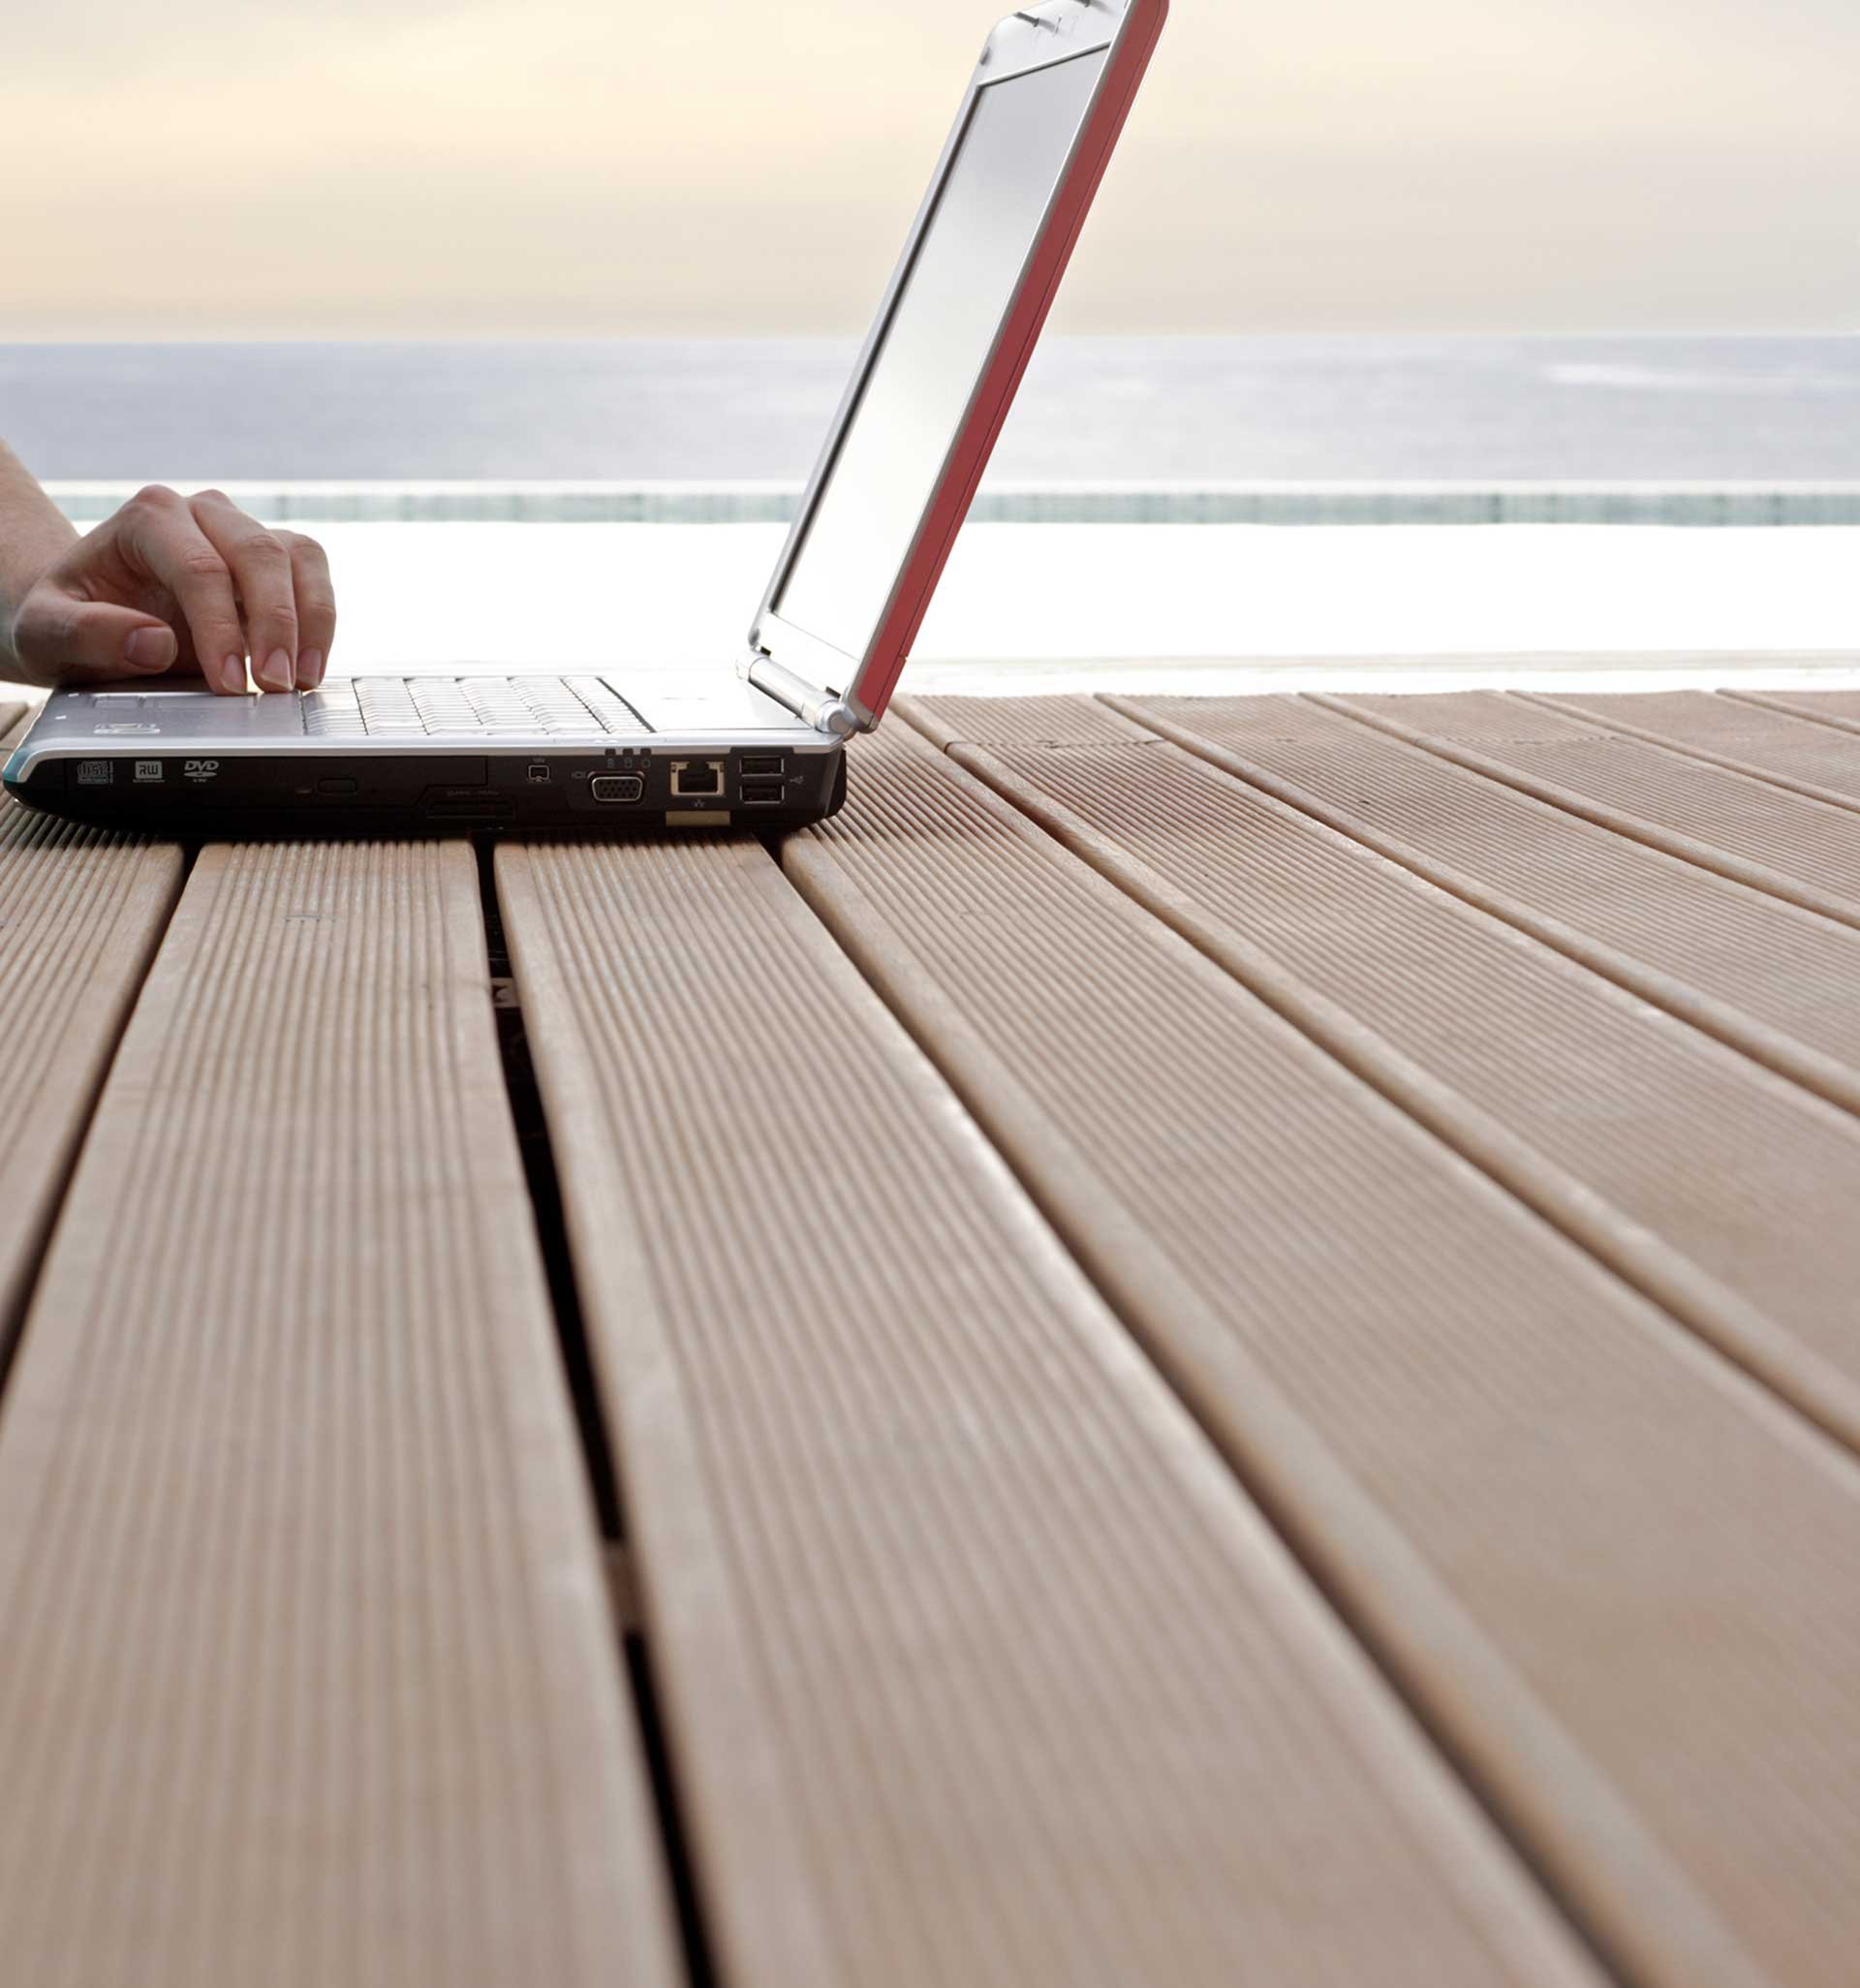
[6,335,1860,484]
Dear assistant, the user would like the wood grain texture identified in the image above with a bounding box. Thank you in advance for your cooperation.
[1023,692,1860,1450]
[1333,690,1860,927]
[0,840,678,1988]
[1728,688,1860,736]
[0,731,180,1347]
[820,709,1860,1988]
[1532,689,1860,813]
[1109,691,1860,1121]
[498,830,1602,1988]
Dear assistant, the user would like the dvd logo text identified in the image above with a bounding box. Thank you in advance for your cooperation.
[183,759,221,781]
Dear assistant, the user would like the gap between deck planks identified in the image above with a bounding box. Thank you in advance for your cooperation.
[1109,694,1860,1122]
[496,831,1604,1988]
[1330,690,1860,931]
[1524,690,1860,819]
[0,835,680,1988]
[797,703,1860,1988]
[1002,691,1860,1452]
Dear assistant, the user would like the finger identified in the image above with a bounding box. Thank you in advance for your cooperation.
[9,589,178,684]
[115,486,249,694]
[279,532,336,689]
[189,491,298,694]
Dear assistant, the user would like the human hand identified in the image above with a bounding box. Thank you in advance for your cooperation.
[4,485,335,696]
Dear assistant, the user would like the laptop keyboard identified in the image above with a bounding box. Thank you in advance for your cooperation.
[300,675,652,737]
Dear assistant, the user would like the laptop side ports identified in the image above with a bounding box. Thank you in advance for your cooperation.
[670,760,724,797]
[590,774,645,803]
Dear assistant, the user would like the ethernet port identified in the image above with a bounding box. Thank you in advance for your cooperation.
[671,759,724,797]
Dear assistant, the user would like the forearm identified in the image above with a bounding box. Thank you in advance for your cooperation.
[0,441,80,674]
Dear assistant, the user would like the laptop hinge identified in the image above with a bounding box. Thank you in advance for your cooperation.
[747,653,860,738]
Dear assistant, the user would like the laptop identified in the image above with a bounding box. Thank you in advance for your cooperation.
[4,0,1167,835]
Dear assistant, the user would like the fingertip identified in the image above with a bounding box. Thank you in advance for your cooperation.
[123,625,178,672]
[256,648,294,694]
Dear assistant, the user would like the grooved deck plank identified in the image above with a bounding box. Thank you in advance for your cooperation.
[497,832,1602,1988]
[0,741,181,1349]
[1330,691,1860,923]
[1530,690,1860,811]
[926,694,1860,1447]
[1729,689,1860,735]
[1109,690,1860,1119]
[829,708,1860,1988]
[0,841,678,1988]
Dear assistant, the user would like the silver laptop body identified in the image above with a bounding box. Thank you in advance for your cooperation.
[5,0,1167,835]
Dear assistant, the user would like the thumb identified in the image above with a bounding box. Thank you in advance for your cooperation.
[13,590,178,680]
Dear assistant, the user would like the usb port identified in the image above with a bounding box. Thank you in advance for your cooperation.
[741,754,785,777]
[740,779,785,806]
[590,774,644,803]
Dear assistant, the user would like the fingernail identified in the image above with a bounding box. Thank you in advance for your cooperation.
[258,648,294,693]
[124,626,176,671]
[220,653,248,695]
[296,649,326,690]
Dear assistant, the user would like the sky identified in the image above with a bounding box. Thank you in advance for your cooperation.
[5,0,1859,338]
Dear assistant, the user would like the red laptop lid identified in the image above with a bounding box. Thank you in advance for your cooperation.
[748,0,1168,732]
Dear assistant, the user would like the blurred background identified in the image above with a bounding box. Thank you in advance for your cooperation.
[6,0,1860,674]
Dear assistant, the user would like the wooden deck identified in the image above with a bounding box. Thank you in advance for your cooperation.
[1,677,1858,1988]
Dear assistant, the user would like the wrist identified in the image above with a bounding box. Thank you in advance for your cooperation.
[0,524,79,680]
[0,441,80,675]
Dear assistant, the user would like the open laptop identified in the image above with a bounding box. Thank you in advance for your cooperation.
[4,0,1167,835]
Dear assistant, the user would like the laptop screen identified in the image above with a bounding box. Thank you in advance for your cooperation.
[767,47,1108,668]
